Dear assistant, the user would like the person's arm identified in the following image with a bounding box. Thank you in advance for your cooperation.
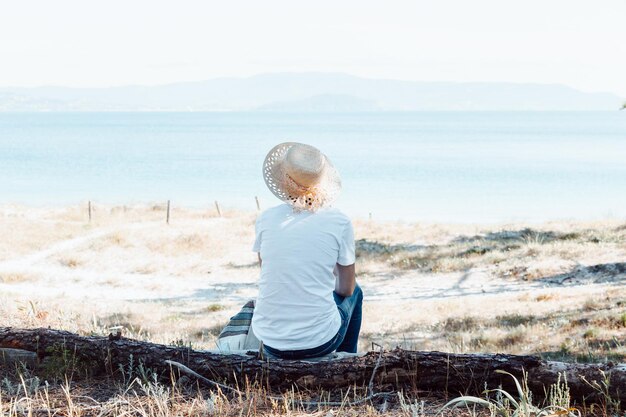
[335,263,355,297]
[253,214,262,266]
[335,218,356,297]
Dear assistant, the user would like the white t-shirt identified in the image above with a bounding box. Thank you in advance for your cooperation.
[251,203,356,350]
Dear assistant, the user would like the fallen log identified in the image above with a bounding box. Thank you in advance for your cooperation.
[1,327,625,404]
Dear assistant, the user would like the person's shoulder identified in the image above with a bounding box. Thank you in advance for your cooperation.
[318,207,352,224]
[258,203,291,222]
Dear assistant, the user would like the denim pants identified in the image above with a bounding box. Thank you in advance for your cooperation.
[264,284,363,360]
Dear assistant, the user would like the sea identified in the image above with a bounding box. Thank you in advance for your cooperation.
[1,111,625,223]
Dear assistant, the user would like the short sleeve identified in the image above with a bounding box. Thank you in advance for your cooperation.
[252,216,262,252]
[337,220,356,266]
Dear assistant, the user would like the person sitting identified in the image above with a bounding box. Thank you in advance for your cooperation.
[251,142,362,360]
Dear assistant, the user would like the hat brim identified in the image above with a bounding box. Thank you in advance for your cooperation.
[263,142,341,210]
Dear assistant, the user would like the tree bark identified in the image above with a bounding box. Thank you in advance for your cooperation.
[1,327,625,404]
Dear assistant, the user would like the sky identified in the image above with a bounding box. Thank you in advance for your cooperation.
[1,0,625,96]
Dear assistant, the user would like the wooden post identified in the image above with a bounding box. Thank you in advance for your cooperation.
[88,201,92,223]
[255,196,261,211]
[166,200,171,224]
[215,201,222,217]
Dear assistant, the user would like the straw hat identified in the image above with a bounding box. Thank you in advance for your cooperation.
[263,142,341,211]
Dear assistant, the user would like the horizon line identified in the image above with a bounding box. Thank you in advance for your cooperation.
[1,71,623,97]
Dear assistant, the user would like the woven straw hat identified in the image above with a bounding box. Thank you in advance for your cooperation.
[263,142,341,211]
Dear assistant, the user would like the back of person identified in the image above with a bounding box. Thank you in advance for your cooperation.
[251,203,354,351]
[250,142,362,359]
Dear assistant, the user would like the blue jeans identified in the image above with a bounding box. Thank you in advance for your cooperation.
[264,284,363,360]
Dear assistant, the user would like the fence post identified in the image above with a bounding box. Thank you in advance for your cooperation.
[166,200,171,224]
[88,201,92,223]
[255,196,261,211]
[215,201,222,217]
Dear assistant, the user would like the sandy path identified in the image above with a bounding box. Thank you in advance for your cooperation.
[0,223,158,270]
[0,222,176,300]
[1,223,623,305]
[361,269,543,301]
[0,260,613,308]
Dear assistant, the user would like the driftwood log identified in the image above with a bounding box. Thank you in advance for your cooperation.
[1,327,625,403]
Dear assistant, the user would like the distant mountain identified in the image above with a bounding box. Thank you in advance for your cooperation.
[257,94,379,112]
[0,73,622,111]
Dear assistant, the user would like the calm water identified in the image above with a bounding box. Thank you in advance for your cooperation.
[1,111,625,223]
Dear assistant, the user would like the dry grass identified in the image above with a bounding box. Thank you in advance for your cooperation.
[1,204,625,415]
[356,224,626,280]
[0,272,36,283]
[0,367,452,417]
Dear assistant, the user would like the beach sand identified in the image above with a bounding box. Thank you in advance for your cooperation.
[2,203,626,416]
[1,203,625,360]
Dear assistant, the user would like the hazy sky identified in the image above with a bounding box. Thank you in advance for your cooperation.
[1,0,625,96]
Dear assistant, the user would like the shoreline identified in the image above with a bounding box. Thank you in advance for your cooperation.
[3,110,626,224]
[2,201,624,226]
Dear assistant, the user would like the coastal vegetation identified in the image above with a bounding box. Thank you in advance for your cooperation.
[1,204,625,415]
